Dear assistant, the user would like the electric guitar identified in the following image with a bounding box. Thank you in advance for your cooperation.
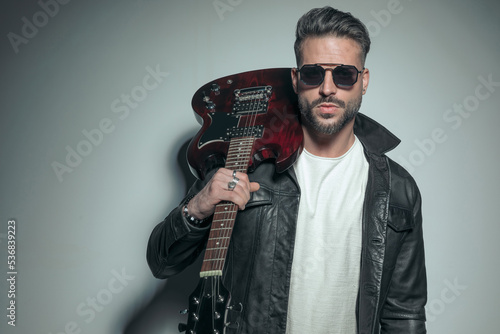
[179,68,303,333]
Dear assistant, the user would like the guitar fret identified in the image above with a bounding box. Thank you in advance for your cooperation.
[228,147,252,152]
[227,158,250,162]
[228,145,252,149]
[213,217,236,221]
[207,237,230,244]
[226,157,251,161]
[214,212,237,217]
[227,153,251,158]
[226,159,249,164]
[228,147,251,151]
[203,258,226,262]
[206,247,226,251]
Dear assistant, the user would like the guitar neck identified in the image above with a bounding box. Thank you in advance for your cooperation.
[199,136,254,277]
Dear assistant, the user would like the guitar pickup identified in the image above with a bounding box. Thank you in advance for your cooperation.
[228,125,264,139]
[232,86,272,115]
[232,100,268,114]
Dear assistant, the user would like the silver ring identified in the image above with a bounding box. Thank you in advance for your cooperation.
[232,170,237,178]
[228,176,239,191]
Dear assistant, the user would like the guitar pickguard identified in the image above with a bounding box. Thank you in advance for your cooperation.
[198,112,264,148]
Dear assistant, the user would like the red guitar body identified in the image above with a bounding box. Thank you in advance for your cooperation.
[180,68,303,334]
[187,68,303,180]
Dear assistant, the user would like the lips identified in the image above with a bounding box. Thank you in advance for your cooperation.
[317,103,339,113]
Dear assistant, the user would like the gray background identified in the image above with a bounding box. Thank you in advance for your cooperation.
[1,0,499,333]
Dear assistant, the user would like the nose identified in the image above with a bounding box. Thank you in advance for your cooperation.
[319,69,337,96]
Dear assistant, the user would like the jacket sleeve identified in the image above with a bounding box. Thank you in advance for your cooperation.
[380,184,427,333]
[146,174,214,279]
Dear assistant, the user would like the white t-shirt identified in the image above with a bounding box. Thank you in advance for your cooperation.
[286,136,369,334]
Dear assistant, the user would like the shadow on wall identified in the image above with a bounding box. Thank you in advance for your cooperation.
[122,137,204,334]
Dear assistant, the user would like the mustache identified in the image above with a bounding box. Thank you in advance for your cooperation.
[311,96,346,109]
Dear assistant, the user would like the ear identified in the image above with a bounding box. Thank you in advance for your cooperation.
[361,68,369,95]
[291,67,299,94]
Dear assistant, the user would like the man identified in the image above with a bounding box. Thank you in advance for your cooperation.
[147,6,427,334]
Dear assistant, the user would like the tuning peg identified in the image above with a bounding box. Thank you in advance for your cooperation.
[178,323,187,332]
[227,303,243,312]
[179,309,188,314]
[225,321,240,330]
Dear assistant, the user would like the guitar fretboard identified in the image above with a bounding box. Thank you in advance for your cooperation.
[199,136,255,277]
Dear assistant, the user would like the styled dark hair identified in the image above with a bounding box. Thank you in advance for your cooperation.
[294,6,371,66]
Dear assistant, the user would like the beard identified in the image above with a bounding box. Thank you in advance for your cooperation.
[298,93,362,135]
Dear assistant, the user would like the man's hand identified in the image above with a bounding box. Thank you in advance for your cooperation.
[187,168,260,220]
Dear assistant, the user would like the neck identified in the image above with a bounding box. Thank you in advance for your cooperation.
[302,118,356,158]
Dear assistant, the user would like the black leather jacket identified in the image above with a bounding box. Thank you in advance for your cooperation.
[147,113,427,334]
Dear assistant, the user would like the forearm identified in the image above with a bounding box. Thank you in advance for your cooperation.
[146,201,210,279]
[380,188,427,333]
[146,167,258,279]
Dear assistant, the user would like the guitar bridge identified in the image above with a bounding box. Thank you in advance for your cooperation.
[232,86,272,115]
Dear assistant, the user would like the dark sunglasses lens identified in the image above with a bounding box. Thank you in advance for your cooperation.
[300,66,324,85]
[333,66,358,86]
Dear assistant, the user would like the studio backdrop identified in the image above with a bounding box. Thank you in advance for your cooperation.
[1,0,499,333]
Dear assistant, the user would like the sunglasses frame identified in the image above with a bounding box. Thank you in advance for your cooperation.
[298,63,364,87]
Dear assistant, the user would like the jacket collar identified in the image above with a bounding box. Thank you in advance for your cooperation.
[354,113,400,155]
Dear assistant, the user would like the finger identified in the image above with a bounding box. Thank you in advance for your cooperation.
[230,188,250,210]
[224,177,252,209]
[250,182,260,192]
[232,172,252,192]
[213,169,255,209]
[220,168,237,178]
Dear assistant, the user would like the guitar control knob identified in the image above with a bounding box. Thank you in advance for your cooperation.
[178,323,187,332]
[211,83,220,92]
[206,101,215,110]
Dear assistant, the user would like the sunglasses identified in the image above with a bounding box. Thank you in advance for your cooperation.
[298,63,364,87]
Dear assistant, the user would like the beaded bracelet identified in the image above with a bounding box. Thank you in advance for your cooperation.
[182,195,205,226]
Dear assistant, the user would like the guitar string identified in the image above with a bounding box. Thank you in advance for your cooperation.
[196,82,267,330]
[213,85,261,277]
[209,85,240,276]
[207,85,263,321]
[218,85,263,330]
[221,86,260,273]
[213,88,242,274]
[223,86,260,273]
[211,86,240,277]
[212,276,216,329]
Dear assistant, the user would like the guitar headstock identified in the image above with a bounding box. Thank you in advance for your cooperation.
[179,275,240,334]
